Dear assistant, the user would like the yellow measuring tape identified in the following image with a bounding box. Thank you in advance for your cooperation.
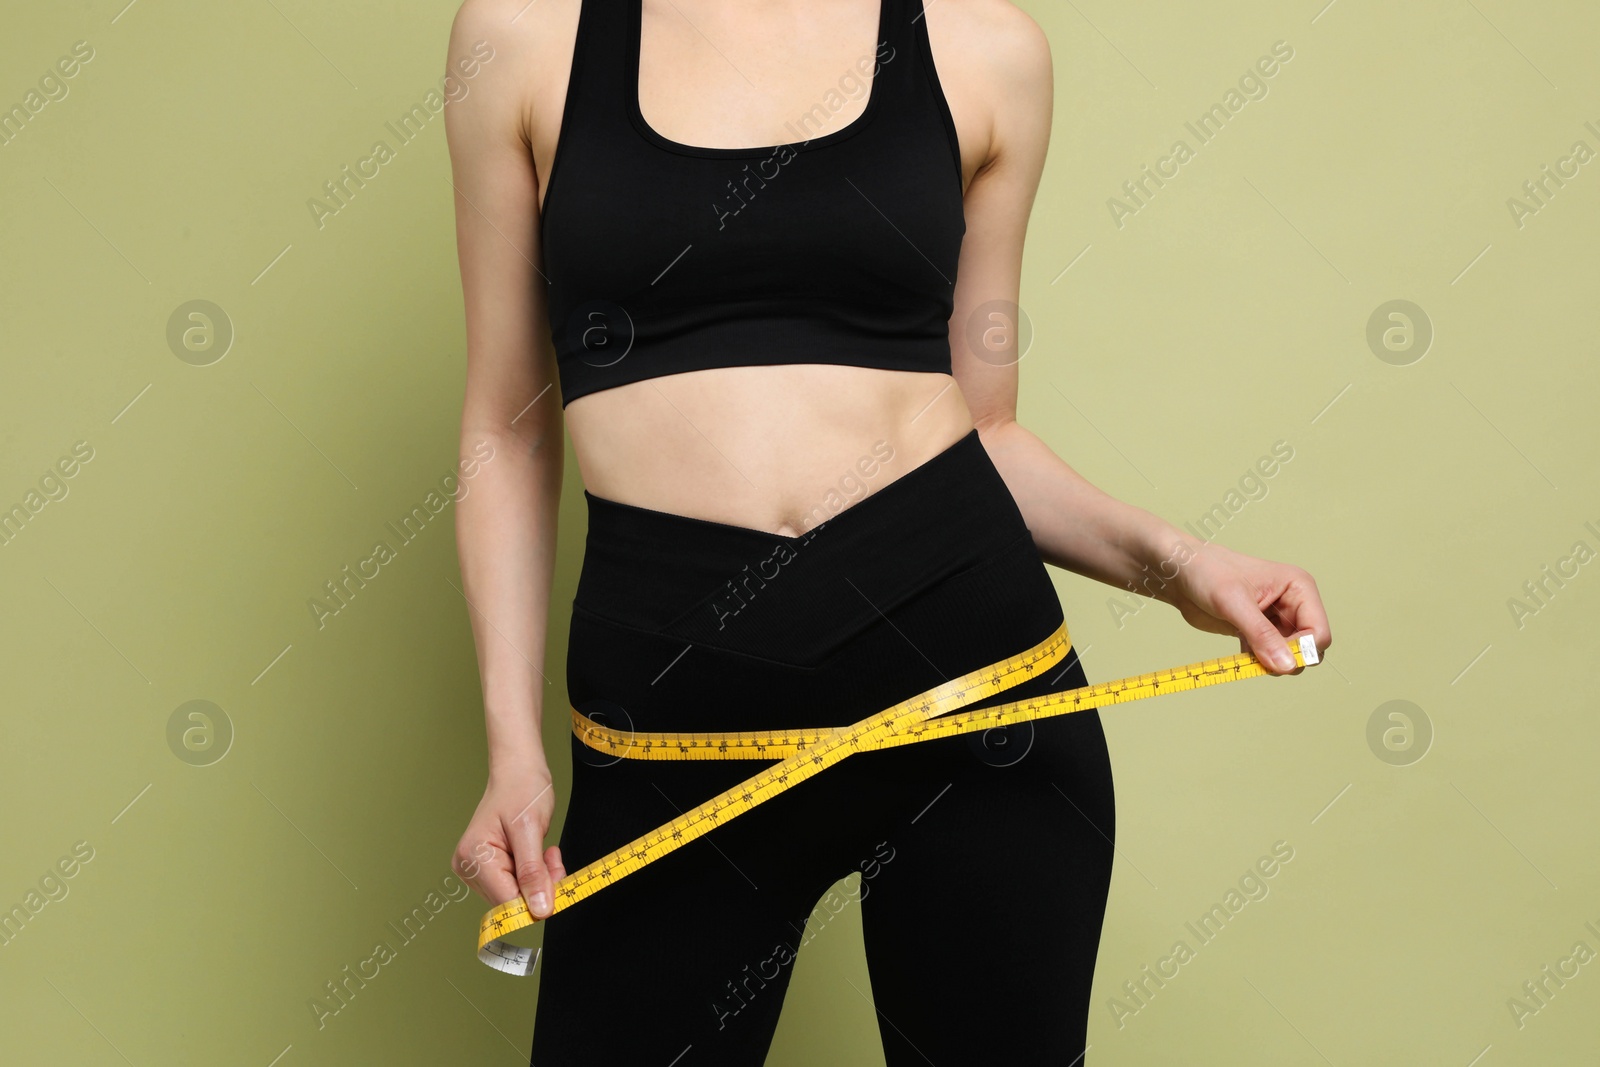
[476,623,1320,974]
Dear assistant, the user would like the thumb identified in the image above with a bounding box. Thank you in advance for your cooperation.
[508,812,554,919]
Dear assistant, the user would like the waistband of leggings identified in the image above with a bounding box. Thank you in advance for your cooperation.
[572,427,1030,635]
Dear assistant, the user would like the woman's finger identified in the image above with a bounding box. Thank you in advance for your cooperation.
[1228,593,1299,673]
[456,835,521,906]
[1272,571,1333,655]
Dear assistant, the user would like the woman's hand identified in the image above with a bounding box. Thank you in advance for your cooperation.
[1156,540,1332,674]
[454,763,567,920]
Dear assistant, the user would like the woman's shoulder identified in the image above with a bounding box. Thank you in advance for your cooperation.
[925,0,1051,84]
[447,0,581,148]
[922,0,1052,173]
[450,0,575,44]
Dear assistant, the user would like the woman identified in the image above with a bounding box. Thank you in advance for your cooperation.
[443,0,1331,1062]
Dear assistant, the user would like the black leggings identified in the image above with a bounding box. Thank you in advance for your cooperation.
[531,430,1115,1065]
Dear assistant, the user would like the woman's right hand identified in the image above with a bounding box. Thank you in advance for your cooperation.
[454,762,567,920]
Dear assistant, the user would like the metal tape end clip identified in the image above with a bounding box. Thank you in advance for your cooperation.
[1296,633,1320,666]
[479,941,540,977]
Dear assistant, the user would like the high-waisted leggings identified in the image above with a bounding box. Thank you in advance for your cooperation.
[530,429,1116,1066]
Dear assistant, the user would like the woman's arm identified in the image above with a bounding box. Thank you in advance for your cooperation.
[444,0,568,918]
[943,4,1330,671]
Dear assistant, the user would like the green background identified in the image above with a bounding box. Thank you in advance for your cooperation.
[2,0,1597,1064]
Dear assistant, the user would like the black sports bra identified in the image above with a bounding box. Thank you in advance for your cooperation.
[540,0,967,407]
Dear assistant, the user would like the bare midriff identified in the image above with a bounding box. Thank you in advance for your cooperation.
[563,363,974,538]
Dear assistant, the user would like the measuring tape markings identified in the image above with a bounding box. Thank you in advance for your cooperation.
[574,637,1308,759]
[477,625,1320,974]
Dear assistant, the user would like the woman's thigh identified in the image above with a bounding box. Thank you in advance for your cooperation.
[857,659,1116,1067]
[530,742,850,1065]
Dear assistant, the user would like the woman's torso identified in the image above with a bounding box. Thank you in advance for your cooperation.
[528,0,992,538]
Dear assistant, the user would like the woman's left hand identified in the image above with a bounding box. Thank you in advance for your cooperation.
[1155,540,1332,674]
